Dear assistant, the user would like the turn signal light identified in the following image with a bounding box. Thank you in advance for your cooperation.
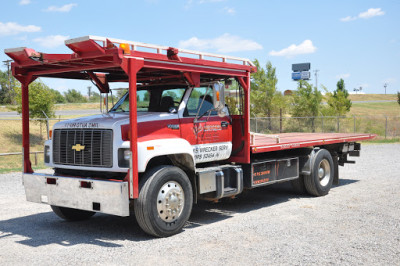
[119,43,131,54]
[49,130,52,139]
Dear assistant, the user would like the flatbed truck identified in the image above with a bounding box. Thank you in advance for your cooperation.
[5,36,375,237]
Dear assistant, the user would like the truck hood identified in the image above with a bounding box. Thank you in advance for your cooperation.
[53,112,178,129]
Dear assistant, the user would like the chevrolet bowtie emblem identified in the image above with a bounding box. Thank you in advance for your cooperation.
[72,144,85,152]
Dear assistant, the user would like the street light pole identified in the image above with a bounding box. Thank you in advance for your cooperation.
[314,69,319,90]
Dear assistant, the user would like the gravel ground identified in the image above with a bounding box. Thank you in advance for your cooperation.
[0,144,399,265]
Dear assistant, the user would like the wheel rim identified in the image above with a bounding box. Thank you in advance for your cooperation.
[157,181,185,223]
[318,159,331,187]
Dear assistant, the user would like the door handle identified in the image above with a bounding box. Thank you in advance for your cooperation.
[221,121,229,128]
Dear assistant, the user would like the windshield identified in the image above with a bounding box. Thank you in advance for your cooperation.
[110,87,186,113]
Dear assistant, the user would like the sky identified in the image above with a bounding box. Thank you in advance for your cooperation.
[0,0,399,95]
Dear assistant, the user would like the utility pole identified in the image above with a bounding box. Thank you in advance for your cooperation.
[384,83,388,95]
[314,69,319,90]
[87,86,92,100]
[2,60,15,104]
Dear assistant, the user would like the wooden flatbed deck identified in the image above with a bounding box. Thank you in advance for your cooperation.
[251,132,376,153]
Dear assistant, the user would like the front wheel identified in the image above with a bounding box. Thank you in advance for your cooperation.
[304,149,334,197]
[134,166,193,237]
[51,206,95,221]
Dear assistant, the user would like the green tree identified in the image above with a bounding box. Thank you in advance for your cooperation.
[0,70,18,104]
[397,92,400,105]
[64,89,87,103]
[290,80,323,132]
[116,88,128,99]
[14,80,55,119]
[225,80,241,115]
[89,91,101,102]
[250,60,285,130]
[324,78,352,116]
[49,88,66,104]
[143,91,150,101]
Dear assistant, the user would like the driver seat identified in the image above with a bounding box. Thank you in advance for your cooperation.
[158,96,174,112]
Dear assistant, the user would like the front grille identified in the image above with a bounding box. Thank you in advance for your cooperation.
[53,129,113,168]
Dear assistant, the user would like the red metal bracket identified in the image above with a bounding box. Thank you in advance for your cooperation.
[87,71,110,93]
[167,47,200,87]
[183,72,200,87]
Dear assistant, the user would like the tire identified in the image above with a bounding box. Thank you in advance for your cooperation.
[51,206,95,221]
[304,149,334,197]
[134,165,193,237]
[290,175,307,194]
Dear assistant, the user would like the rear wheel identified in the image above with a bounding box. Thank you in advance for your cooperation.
[134,166,193,237]
[304,149,334,197]
[51,206,95,221]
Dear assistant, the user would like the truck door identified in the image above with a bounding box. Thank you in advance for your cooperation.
[179,87,232,164]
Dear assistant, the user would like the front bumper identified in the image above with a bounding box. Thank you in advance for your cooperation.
[23,173,130,217]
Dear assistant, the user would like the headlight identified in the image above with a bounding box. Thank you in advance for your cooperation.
[118,148,131,168]
[44,145,50,163]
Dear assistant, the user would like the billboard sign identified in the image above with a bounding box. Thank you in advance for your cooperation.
[301,71,310,80]
[292,63,311,72]
[292,72,301,80]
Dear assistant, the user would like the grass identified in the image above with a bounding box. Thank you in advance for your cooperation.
[0,116,86,173]
[0,102,99,112]
[54,102,99,111]
[348,94,397,101]
[364,137,400,144]
[349,102,400,116]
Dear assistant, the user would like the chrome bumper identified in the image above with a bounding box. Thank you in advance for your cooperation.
[23,173,130,217]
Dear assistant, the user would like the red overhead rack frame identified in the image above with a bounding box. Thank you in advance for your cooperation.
[5,36,255,198]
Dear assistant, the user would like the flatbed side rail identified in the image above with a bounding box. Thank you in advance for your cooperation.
[251,133,376,153]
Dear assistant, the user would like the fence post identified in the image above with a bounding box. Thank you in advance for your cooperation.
[321,116,324,133]
[385,116,388,139]
[279,109,283,133]
[34,152,37,166]
[353,115,356,133]
[337,116,340,133]
[255,116,258,133]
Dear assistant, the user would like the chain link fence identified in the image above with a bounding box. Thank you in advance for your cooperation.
[1,115,399,172]
[0,117,67,172]
[250,115,400,138]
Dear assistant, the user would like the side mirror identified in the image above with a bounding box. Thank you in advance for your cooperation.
[213,82,225,109]
[212,82,226,117]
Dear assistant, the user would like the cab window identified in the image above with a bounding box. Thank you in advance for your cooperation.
[185,87,217,116]
[110,87,186,113]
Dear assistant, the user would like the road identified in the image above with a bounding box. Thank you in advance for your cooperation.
[0,144,399,265]
[0,109,100,118]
